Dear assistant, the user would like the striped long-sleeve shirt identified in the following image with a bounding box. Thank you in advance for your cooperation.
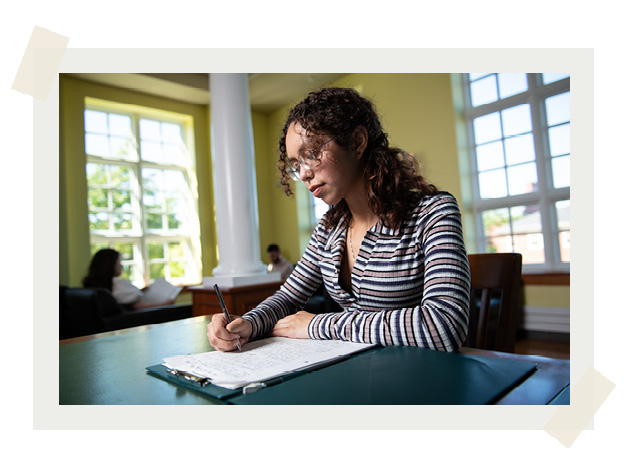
[242,191,470,352]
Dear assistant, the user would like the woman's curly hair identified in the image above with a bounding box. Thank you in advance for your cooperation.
[277,87,438,230]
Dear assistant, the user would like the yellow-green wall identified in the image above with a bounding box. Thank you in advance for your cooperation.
[332,73,463,199]
[262,73,465,262]
[59,73,569,317]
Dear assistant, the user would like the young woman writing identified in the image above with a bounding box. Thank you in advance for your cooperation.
[207,87,470,352]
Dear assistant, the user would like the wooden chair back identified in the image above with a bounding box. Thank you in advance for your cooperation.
[465,253,522,353]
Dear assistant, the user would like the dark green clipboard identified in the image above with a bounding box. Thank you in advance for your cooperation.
[227,346,538,405]
[146,364,243,400]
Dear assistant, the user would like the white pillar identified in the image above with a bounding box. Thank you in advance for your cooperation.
[207,73,278,287]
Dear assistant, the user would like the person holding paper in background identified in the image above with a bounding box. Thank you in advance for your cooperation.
[83,248,177,310]
[207,88,470,352]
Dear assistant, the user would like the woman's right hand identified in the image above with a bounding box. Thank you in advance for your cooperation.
[206,314,253,352]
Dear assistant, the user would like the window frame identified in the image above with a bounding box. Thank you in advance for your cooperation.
[84,98,201,287]
[462,73,570,273]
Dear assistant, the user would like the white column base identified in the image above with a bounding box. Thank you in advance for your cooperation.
[202,271,281,288]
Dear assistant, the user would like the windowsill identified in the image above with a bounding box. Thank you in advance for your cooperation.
[522,272,570,286]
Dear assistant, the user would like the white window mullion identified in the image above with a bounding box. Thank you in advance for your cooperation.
[134,111,149,287]
[530,83,556,270]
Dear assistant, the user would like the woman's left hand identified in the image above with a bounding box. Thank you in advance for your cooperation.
[270,310,314,339]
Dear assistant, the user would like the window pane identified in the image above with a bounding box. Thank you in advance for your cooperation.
[470,75,498,107]
[148,242,165,259]
[114,242,135,260]
[108,114,132,137]
[469,73,491,81]
[482,208,510,236]
[143,190,160,210]
[504,133,535,165]
[169,242,185,259]
[110,136,134,159]
[479,169,508,199]
[514,233,545,263]
[140,119,161,141]
[142,168,162,190]
[163,143,185,165]
[510,205,544,263]
[507,163,538,196]
[85,134,109,157]
[543,73,569,85]
[112,189,131,210]
[111,165,132,188]
[552,155,570,188]
[163,170,185,190]
[112,213,132,230]
[165,196,181,211]
[89,213,109,230]
[84,110,108,133]
[167,213,182,229]
[546,92,570,126]
[141,140,163,163]
[88,188,108,208]
[473,112,502,145]
[559,231,571,262]
[314,197,329,221]
[86,163,107,185]
[149,263,165,280]
[510,205,542,235]
[161,122,182,143]
[486,236,514,253]
[498,73,528,99]
[476,141,504,171]
[556,199,571,263]
[501,104,532,137]
[147,213,163,229]
[548,124,570,157]
[120,264,134,281]
[170,262,186,278]
[91,242,109,256]
[556,200,570,230]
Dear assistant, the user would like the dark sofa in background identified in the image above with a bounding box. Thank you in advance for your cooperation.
[59,286,193,340]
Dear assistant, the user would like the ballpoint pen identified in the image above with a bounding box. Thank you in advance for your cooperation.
[213,284,242,351]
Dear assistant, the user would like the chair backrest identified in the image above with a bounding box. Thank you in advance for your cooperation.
[62,288,123,339]
[465,253,522,353]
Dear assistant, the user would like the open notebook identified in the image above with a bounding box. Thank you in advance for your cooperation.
[160,337,376,389]
[142,277,182,303]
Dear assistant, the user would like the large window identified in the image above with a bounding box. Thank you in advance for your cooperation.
[463,73,570,271]
[84,98,201,287]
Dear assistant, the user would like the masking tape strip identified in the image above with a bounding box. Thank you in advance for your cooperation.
[12,25,69,100]
[544,367,615,447]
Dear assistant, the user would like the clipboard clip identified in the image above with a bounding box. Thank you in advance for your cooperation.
[242,377,285,394]
[166,367,211,387]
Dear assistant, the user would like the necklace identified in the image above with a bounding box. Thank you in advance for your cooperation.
[348,226,357,261]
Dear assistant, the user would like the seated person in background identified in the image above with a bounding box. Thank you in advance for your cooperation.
[266,244,294,281]
[83,248,175,310]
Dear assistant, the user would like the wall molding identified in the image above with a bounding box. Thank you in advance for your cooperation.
[520,305,570,334]
[522,273,570,286]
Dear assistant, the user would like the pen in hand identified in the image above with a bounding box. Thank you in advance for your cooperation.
[213,284,242,351]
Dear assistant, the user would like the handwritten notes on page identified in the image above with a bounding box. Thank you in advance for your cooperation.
[162,337,375,389]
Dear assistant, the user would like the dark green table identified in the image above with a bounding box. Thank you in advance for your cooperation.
[59,315,570,405]
[60,315,220,405]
